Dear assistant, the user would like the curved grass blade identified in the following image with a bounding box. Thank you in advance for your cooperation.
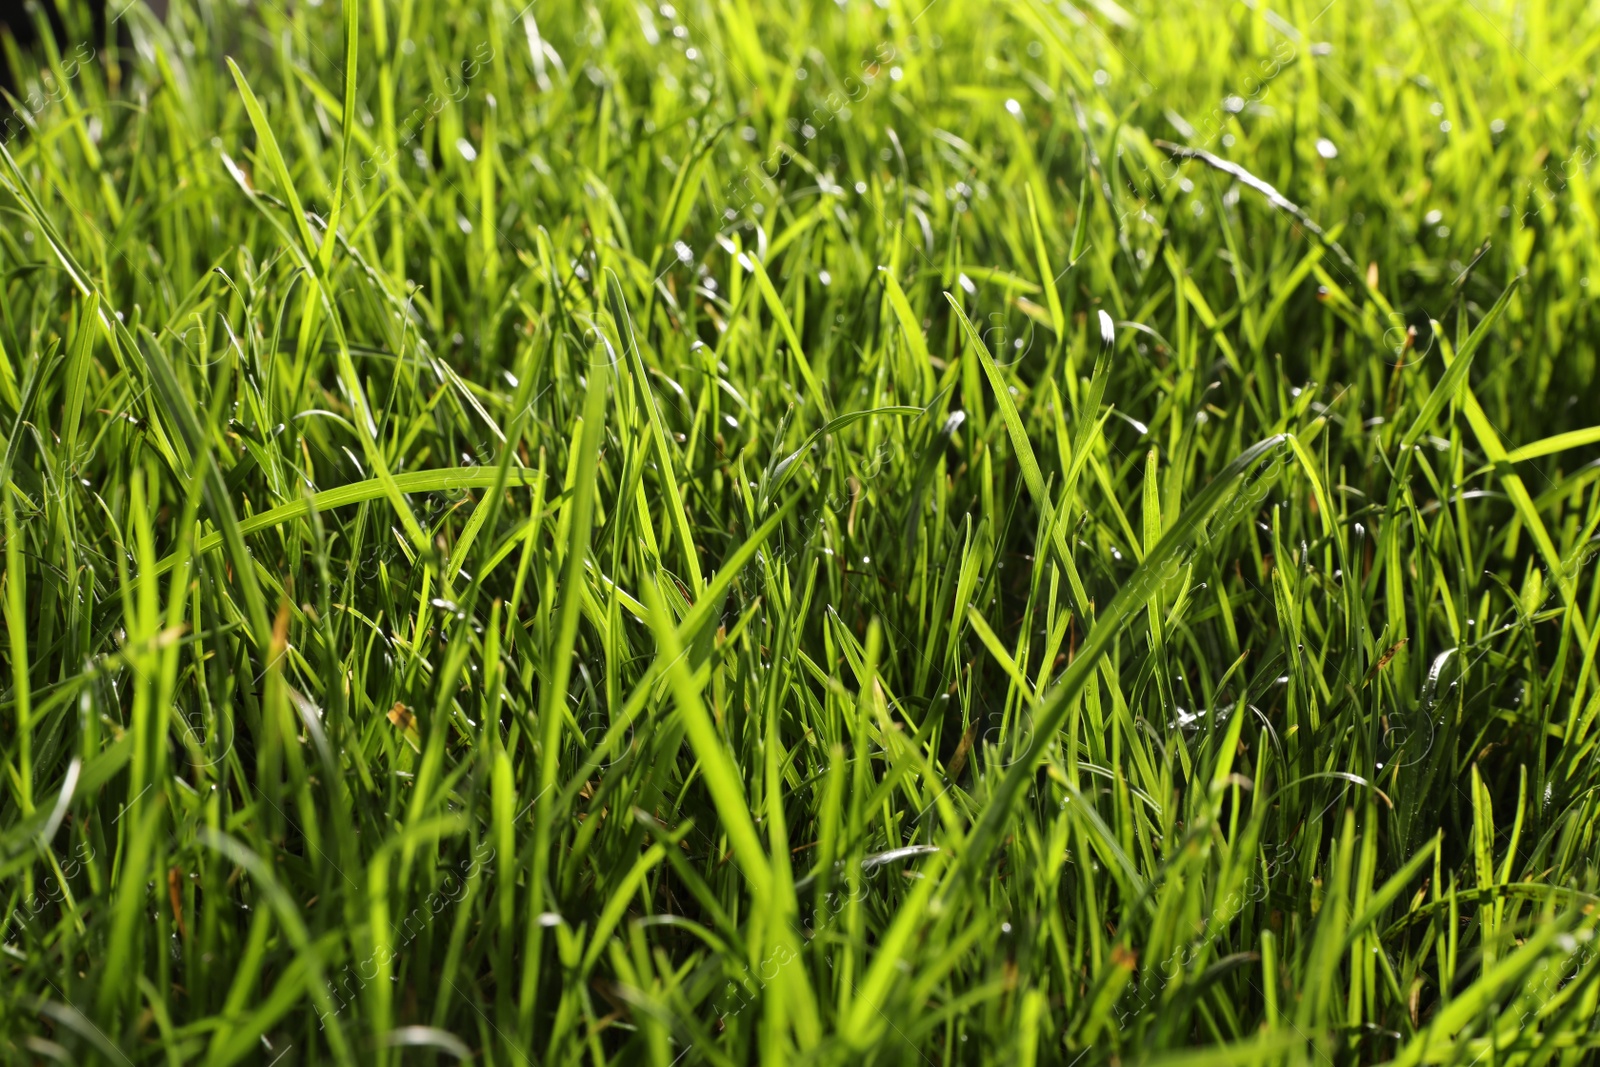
[150,466,539,576]
[954,433,1289,879]
[1399,278,1519,453]
[1506,425,1600,464]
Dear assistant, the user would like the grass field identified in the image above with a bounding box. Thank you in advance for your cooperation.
[3,0,1600,1062]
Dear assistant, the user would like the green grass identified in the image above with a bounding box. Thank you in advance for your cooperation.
[3,0,1600,1062]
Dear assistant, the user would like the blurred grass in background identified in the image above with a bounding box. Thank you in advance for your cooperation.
[3,0,1600,1062]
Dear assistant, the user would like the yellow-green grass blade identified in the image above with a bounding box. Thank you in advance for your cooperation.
[955,434,1288,879]
[607,269,705,595]
[746,252,832,419]
[1438,320,1589,648]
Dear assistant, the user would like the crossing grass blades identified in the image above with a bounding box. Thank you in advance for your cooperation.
[3,0,1600,1063]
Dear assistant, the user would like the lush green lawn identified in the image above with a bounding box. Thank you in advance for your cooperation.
[3,0,1600,1062]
